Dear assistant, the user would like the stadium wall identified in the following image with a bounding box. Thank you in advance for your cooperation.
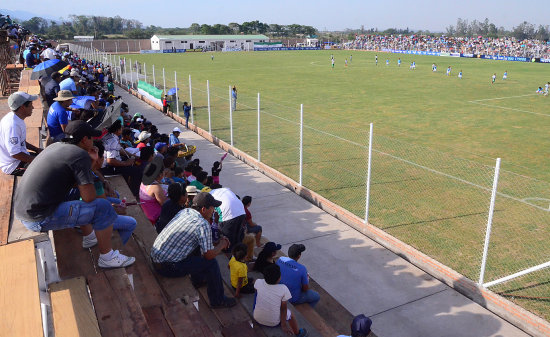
[60,39,151,53]
[120,82,550,337]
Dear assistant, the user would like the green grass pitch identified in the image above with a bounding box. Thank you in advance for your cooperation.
[127,50,550,319]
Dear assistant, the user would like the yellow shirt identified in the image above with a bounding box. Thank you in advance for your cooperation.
[229,256,248,288]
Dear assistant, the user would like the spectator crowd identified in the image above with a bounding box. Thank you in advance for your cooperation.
[0,24,376,337]
[346,34,550,59]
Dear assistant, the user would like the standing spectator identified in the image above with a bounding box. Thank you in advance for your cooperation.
[277,244,320,308]
[0,92,42,175]
[231,86,237,111]
[183,102,191,129]
[150,192,236,308]
[47,90,74,143]
[162,95,169,114]
[210,187,246,249]
[14,120,135,268]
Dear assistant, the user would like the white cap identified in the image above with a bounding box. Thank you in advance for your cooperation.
[173,127,181,133]
[8,91,38,111]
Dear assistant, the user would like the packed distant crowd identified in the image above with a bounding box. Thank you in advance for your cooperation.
[345,34,550,59]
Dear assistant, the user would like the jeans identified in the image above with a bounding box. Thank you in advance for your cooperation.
[153,255,225,306]
[20,198,117,232]
[220,214,245,250]
[291,289,320,308]
[101,165,142,197]
[184,113,190,128]
[108,197,136,245]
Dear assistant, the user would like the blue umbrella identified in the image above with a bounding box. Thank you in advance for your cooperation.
[31,59,68,80]
[167,87,179,95]
[70,96,96,109]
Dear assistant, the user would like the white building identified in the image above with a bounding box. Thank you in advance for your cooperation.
[73,36,94,42]
[150,34,269,51]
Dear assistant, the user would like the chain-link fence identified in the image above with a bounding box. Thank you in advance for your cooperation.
[74,44,550,321]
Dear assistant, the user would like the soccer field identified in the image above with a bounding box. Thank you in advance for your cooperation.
[127,50,550,319]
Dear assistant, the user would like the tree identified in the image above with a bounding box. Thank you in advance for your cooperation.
[190,23,200,34]
[22,17,49,34]
[446,25,456,36]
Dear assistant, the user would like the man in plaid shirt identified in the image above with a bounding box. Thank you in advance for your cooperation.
[151,192,236,308]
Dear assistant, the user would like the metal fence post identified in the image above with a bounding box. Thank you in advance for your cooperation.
[129,58,133,89]
[365,123,373,223]
[189,75,194,124]
[299,104,304,186]
[152,64,156,88]
[175,71,180,116]
[207,80,211,134]
[479,158,502,285]
[124,57,128,86]
[229,86,233,146]
[257,93,261,162]
[144,62,147,83]
[162,68,166,93]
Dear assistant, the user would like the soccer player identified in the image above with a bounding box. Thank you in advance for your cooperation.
[502,71,507,80]
[446,66,451,76]
[375,55,378,66]
[211,54,214,61]
[345,59,348,67]
[492,73,496,84]
[386,59,389,66]
[432,63,437,72]
[398,58,401,67]
[350,55,352,62]
[458,70,463,79]
[331,58,335,68]
[411,61,416,70]
[545,82,549,96]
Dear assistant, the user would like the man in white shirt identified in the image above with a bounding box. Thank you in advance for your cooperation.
[0,92,42,175]
[40,44,58,61]
[210,187,246,249]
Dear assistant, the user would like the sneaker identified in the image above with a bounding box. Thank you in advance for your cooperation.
[210,296,237,309]
[296,328,308,337]
[82,235,98,249]
[98,250,135,268]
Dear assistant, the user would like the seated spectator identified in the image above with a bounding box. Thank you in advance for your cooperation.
[59,69,80,95]
[89,141,136,245]
[155,182,187,234]
[253,242,282,274]
[14,120,135,268]
[101,120,142,197]
[150,192,236,308]
[136,131,151,149]
[172,167,187,183]
[169,127,184,147]
[44,72,62,108]
[253,264,308,337]
[229,243,255,297]
[186,185,198,207]
[120,128,135,148]
[209,187,246,250]
[242,196,263,248]
[190,170,208,191]
[0,92,42,175]
[139,155,168,225]
[47,90,74,144]
[337,314,373,337]
[276,244,320,308]
[154,141,168,157]
[25,46,39,68]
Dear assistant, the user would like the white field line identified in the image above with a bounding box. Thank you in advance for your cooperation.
[202,87,549,212]
[469,93,538,102]
[468,101,550,117]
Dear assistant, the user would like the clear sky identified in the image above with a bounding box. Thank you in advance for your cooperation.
[2,0,549,32]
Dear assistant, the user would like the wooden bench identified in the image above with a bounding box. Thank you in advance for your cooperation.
[49,277,101,337]
[0,239,44,336]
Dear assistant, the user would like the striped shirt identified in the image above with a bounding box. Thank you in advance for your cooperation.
[150,208,213,263]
